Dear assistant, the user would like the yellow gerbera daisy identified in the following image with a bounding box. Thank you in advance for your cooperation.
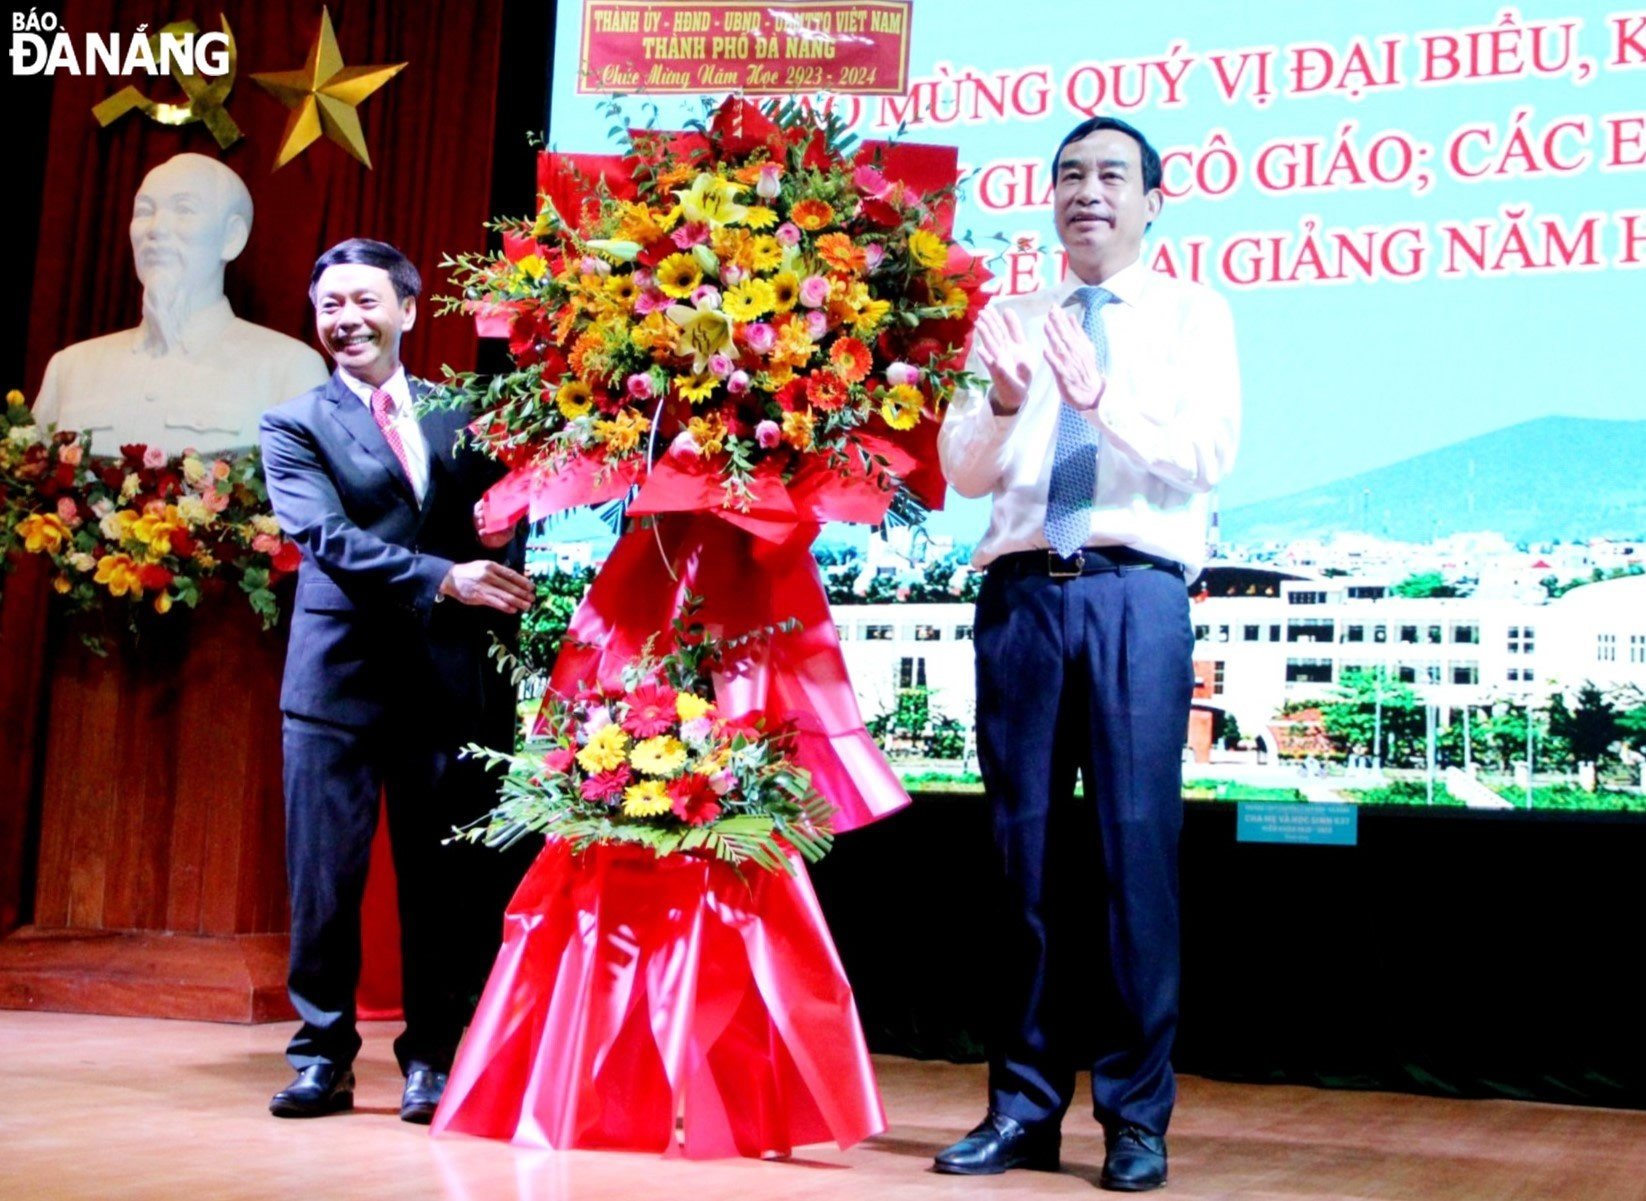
[722,279,776,322]
[880,383,924,430]
[853,297,893,335]
[678,372,718,405]
[769,272,800,313]
[908,228,949,269]
[576,723,632,773]
[741,205,778,230]
[606,274,638,306]
[622,779,674,818]
[656,252,704,298]
[556,380,593,419]
[630,735,689,776]
[748,235,783,272]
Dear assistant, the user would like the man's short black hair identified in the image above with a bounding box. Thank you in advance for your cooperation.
[1052,116,1163,194]
[308,237,422,303]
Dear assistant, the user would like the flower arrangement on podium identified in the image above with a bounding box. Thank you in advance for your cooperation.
[1,389,298,634]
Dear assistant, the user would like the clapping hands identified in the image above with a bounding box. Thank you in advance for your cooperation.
[973,303,1107,414]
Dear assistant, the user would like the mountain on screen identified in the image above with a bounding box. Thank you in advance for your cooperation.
[1221,417,1646,545]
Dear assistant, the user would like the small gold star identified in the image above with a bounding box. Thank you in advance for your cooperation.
[251,7,406,169]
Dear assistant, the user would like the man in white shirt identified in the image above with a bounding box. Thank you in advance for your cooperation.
[934,117,1240,1192]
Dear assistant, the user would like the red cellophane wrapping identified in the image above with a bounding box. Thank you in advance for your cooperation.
[431,840,885,1156]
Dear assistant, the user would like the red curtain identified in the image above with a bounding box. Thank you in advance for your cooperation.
[3,1,509,1004]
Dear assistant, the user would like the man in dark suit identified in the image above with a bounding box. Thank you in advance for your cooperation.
[260,238,535,1122]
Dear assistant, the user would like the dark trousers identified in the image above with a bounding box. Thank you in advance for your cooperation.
[974,560,1192,1136]
[281,711,524,1074]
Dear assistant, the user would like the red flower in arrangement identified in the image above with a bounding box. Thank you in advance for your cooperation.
[137,563,173,592]
[580,765,633,803]
[622,680,680,738]
[543,747,576,774]
[270,540,302,575]
[667,773,722,827]
[719,715,766,745]
[773,378,808,413]
[805,371,849,413]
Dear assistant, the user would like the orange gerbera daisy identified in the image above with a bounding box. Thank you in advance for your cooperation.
[815,232,866,274]
[805,370,849,412]
[789,199,835,231]
[828,336,872,384]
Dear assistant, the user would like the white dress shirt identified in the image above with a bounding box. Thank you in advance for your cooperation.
[337,365,431,504]
[938,259,1241,578]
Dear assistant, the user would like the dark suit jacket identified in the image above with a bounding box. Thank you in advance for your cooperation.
[259,371,519,731]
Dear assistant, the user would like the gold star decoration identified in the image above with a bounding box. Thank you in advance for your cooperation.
[251,6,405,170]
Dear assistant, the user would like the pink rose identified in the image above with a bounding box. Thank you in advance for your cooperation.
[203,490,230,513]
[727,370,751,395]
[583,707,613,736]
[56,497,80,526]
[709,768,737,796]
[252,533,281,555]
[722,264,747,286]
[707,353,733,379]
[864,243,886,271]
[775,222,802,247]
[142,445,167,469]
[743,322,775,354]
[755,420,781,449]
[756,163,782,200]
[853,164,892,198]
[690,284,721,309]
[886,361,920,387]
[805,309,829,339]
[58,443,83,467]
[679,716,714,744]
[798,274,830,308]
[668,430,700,459]
[578,255,609,276]
[626,373,655,400]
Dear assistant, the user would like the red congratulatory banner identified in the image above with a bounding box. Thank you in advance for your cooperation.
[578,1,912,95]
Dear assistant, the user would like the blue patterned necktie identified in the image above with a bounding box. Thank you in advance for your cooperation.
[1043,286,1114,558]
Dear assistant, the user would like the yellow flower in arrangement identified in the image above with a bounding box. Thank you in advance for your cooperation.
[181,456,207,486]
[711,226,752,270]
[52,575,72,594]
[93,553,144,597]
[614,201,665,244]
[770,320,817,369]
[17,512,71,554]
[742,206,778,230]
[514,254,548,283]
[941,285,970,318]
[131,506,187,556]
[655,253,704,299]
[557,380,594,419]
[176,495,211,527]
[68,552,97,573]
[630,735,688,776]
[789,198,835,231]
[621,779,674,818]
[193,548,218,571]
[769,272,800,313]
[668,305,734,373]
[675,172,748,228]
[677,693,713,721]
[678,373,718,405]
[721,279,776,322]
[153,592,174,615]
[631,310,674,353]
[250,513,281,537]
[576,722,632,774]
[595,406,651,454]
[748,235,783,272]
[605,274,638,307]
[5,389,24,407]
[908,228,949,270]
[781,409,815,451]
[853,296,893,336]
[686,414,726,454]
[880,383,924,430]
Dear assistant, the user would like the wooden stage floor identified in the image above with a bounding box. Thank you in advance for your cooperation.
[4,1011,1646,1201]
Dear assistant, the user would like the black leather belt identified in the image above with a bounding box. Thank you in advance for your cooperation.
[989,546,1185,580]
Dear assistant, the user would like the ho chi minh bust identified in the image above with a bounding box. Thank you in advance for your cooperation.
[31,152,328,456]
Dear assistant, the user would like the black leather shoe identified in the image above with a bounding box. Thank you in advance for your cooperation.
[399,1064,448,1124]
[1100,1124,1168,1191]
[933,1111,1060,1175]
[269,1064,354,1118]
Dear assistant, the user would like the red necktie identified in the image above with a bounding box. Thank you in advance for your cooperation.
[370,387,416,486]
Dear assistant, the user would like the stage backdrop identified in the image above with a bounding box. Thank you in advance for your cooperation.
[544,0,1646,814]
